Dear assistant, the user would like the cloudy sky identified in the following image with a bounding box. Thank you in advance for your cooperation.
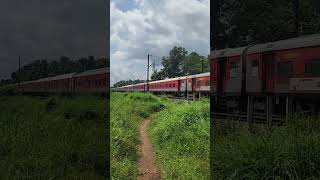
[0,0,108,79]
[111,0,210,85]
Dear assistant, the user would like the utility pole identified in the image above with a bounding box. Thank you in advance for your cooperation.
[153,58,155,74]
[147,54,150,91]
[18,56,21,90]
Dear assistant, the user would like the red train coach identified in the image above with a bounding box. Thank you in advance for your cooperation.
[74,67,109,93]
[210,33,320,124]
[115,72,211,99]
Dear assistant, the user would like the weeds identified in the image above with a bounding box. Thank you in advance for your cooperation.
[111,92,164,180]
[0,95,106,179]
[149,99,210,180]
[212,113,320,179]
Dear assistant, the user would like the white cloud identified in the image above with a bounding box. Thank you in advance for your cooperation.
[110,0,209,85]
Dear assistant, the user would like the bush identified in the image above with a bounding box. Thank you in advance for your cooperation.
[149,99,210,179]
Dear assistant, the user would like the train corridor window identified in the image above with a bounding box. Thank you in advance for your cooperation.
[305,59,320,77]
[277,61,293,78]
[173,84,175,87]
[230,62,239,78]
[205,80,210,86]
[197,80,201,88]
[251,60,259,77]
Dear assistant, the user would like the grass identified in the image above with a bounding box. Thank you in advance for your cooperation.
[110,92,165,180]
[0,95,107,179]
[212,113,320,179]
[149,98,210,180]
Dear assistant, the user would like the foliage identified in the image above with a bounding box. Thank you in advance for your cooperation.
[213,0,320,49]
[151,70,166,81]
[113,79,146,88]
[110,92,165,179]
[149,99,210,180]
[161,46,188,78]
[150,46,209,81]
[0,95,107,179]
[212,113,320,179]
[8,56,109,83]
[182,52,209,75]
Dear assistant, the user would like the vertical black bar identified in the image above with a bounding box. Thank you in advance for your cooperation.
[210,0,221,179]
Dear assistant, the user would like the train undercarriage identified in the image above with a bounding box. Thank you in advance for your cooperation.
[211,94,320,127]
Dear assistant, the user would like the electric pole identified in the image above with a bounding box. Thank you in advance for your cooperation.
[147,54,150,91]
[153,58,155,74]
[18,56,21,90]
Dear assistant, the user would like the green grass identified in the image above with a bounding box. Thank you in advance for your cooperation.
[0,95,107,179]
[149,98,210,180]
[110,92,165,180]
[212,113,320,179]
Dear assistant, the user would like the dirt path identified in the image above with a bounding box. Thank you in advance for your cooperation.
[138,119,161,180]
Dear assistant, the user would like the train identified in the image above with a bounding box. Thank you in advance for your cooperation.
[3,67,109,94]
[115,72,210,98]
[209,33,320,125]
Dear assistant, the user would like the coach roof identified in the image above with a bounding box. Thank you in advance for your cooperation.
[247,33,320,54]
[74,67,109,77]
[209,46,248,59]
[209,33,320,59]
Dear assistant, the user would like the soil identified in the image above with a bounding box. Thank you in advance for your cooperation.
[137,119,161,180]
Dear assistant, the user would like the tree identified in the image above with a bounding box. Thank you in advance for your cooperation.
[182,52,209,75]
[213,0,320,49]
[151,70,165,81]
[162,46,188,78]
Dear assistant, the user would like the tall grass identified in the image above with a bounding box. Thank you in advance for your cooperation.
[0,95,107,179]
[212,113,320,179]
[110,92,164,180]
[149,99,210,180]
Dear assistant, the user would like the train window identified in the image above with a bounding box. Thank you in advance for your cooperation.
[251,60,259,77]
[205,80,210,86]
[169,84,171,87]
[305,59,320,77]
[197,80,201,88]
[173,83,175,87]
[230,62,239,78]
[277,61,293,78]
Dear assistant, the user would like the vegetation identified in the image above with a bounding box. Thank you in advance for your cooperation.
[110,92,165,179]
[149,99,210,179]
[0,56,109,87]
[213,0,320,49]
[0,95,107,179]
[151,46,209,81]
[212,114,320,179]
[113,79,146,88]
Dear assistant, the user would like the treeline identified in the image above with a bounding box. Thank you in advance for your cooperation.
[0,56,109,86]
[113,79,146,88]
[151,46,209,81]
[212,0,320,49]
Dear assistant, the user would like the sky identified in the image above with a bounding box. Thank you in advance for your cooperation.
[0,0,108,79]
[110,0,210,85]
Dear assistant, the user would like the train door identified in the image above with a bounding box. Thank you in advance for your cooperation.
[263,54,275,93]
[217,58,226,95]
[187,77,192,91]
[181,78,186,92]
